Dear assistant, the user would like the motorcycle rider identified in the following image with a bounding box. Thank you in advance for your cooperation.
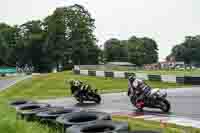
[68,79,91,98]
[128,74,152,109]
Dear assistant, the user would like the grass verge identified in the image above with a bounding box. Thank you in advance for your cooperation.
[0,71,190,100]
[0,99,58,133]
[113,116,200,133]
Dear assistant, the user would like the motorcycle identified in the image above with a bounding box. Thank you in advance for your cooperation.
[75,88,101,104]
[129,88,171,113]
[70,82,101,104]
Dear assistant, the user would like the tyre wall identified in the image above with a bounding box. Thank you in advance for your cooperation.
[73,67,200,85]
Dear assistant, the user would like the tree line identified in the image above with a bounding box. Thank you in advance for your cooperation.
[4,4,199,72]
[168,35,200,65]
[104,36,159,66]
[0,4,160,72]
[0,4,100,72]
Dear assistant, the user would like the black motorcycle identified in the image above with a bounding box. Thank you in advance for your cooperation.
[129,88,171,113]
[69,82,101,104]
[75,88,101,104]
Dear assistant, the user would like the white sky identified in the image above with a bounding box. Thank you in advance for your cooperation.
[1,0,200,61]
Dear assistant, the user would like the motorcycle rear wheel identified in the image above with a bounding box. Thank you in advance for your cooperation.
[94,94,101,104]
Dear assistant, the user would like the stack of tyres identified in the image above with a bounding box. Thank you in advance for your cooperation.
[16,103,50,121]
[36,107,80,128]
[127,131,161,133]
[56,110,112,133]
[9,100,36,109]
[67,120,129,133]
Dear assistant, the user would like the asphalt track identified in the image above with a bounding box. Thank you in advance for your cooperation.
[41,87,200,121]
[0,76,31,92]
[0,79,18,91]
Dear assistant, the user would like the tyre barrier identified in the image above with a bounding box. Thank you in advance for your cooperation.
[36,107,80,126]
[128,131,160,133]
[10,101,161,133]
[74,69,200,85]
[88,70,96,76]
[9,100,36,109]
[67,120,128,133]
[148,75,161,81]
[16,103,50,121]
[104,71,114,78]
[56,111,111,132]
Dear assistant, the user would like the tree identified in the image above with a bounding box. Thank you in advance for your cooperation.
[104,38,128,62]
[127,36,145,66]
[65,4,99,65]
[44,4,99,66]
[0,23,20,66]
[169,35,200,64]
[141,37,158,64]
[103,36,158,66]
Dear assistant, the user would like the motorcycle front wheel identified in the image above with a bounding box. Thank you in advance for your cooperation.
[159,99,171,113]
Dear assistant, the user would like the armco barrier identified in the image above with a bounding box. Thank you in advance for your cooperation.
[73,69,80,75]
[104,71,114,78]
[96,71,105,77]
[176,77,185,84]
[136,73,148,80]
[88,70,96,76]
[161,75,176,83]
[184,76,200,85]
[80,70,88,75]
[114,71,125,78]
[148,75,161,81]
[72,68,200,85]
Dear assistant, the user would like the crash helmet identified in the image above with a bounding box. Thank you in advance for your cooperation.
[68,79,75,86]
[128,74,136,82]
[73,80,82,87]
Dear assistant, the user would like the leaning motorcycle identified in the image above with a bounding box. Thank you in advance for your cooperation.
[68,81,102,104]
[129,88,171,113]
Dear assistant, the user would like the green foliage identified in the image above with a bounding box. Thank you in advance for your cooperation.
[0,4,100,72]
[170,35,200,64]
[104,36,158,65]
[0,99,58,133]
[104,38,128,62]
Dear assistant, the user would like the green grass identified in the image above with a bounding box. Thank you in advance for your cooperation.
[0,71,190,100]
[0,99,58,133]
[113,116,200,133]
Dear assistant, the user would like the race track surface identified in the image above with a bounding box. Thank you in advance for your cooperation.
[41,87,200,121]
[0,79,18,91]
[0,76,31,92]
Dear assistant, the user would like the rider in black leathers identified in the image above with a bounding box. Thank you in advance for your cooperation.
[128,74,152,109]
[68,79,91,98]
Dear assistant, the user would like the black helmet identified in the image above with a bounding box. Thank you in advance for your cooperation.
[128,74,136,82]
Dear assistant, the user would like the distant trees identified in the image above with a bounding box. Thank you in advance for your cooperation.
[104,36,158,66]
[0,4,100,72]
[104,38,128,62]
[169,35,200,64]
[0,4,163,71]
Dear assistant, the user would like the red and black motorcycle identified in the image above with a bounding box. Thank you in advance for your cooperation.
[128,86,171,113]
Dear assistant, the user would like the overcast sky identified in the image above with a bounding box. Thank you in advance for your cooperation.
[1,0,200,61]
